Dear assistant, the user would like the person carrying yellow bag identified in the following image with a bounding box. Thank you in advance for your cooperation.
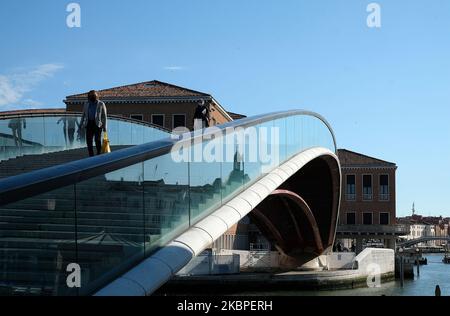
[80,90,108,157]
[101,131,111,154]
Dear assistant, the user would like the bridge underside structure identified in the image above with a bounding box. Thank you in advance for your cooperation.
[250,154,340,269]
[96,147,341,296]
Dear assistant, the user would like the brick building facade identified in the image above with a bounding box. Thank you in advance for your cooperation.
[338,149,397,227]
[336,149,407,253]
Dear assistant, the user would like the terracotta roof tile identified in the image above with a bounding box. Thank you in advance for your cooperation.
[65,80,211,100]
[227,112,247,120]
[338,149,396,167]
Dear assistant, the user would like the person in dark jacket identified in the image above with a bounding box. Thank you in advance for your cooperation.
[193,99,209,130]
[435,285,441,296]
[80,90,107,156]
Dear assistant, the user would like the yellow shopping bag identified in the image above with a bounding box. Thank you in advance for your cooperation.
[101,132,111,154]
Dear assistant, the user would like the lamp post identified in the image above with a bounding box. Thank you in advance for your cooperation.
[399,247,404,287]
[416,248,420,276]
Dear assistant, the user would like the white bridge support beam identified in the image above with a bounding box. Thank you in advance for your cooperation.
[95,147,340,296]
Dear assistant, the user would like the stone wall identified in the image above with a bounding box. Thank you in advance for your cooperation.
[355,247,395,274]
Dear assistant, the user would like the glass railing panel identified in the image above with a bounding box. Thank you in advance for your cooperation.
[0,115,171,162]
[73,118,87,149]
[286,115,297,159]
[313,116,319,147]
[266,119,280,171]
[152,129,170,143]
[44,116,82,152]
[131,123,144,145]
[143,154,190,255]
[242,122,263,186]
[299,115,306,150]
[312,116,319,146]
[274,118,287,164]
[68,116,84,149]
[13,117,44,147]
[292,115,302,155]
[0,115,171,177]
[302,115,314,150]
[316,118,324,148]
[75,163,145,295]
[7,117,45,159]
[106,119,120,146]
[0,186,77,296]
[328,129,336,151]
[244,120,281,185]
[118,121,133,146]
[160,129,170,141]
[221,128,245,204]
[144,125,157,143]
[312,117,323,149]
[319,119,336,151]
[0,119,12,161]
[189,135,223,223]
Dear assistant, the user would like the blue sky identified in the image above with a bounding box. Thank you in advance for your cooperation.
[1,0,449,217]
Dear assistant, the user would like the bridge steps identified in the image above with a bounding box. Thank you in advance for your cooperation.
[0,145,241,295]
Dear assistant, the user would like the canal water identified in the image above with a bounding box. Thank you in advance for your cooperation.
[237,254,450,296]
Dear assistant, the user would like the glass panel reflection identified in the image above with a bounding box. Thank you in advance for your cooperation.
[221,129,245,204]
[131,123,144,145]
[0,115,171,176]
[76,163,145,296]
[143,154,189,254]
[0,186,77,296]
[189,137,222,223]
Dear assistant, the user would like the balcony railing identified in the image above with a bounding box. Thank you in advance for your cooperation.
[379,193,389,201]
[337,224,410,235]
[346,193,356,201]
[363,193,373,201]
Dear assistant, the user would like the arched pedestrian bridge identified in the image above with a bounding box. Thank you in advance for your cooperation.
[397,236,450,249]
[0,110,341,296]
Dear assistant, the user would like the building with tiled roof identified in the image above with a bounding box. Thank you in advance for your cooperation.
[65,80,210,100]
[335,149,403,254]
[338,149,396,168]
[64,80,233,130]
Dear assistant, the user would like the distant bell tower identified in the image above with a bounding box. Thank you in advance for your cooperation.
[412,202,415,216]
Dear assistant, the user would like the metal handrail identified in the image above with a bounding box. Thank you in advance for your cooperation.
[0,110,337,206]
